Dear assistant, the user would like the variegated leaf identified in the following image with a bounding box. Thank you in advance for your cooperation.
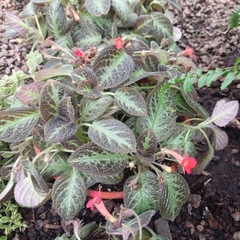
[71,66,98,85]
[88,119,136,153]
[79,95,113,121]
[137,129,157,157]
[68,142,128,176]
[58,97,76,122]
[46,0,67,39]
[93,46,135,90]
[137,84,176,142]
[39,80,78,122]
[52,170,86,219]
[114,87,147,116]
[124,171,160,214]
[76,81,102,99]
[158,172,189,221]
[44,117,77,143]
[84,0,111,16]
[111,0,131,21]
[92,172,124,185]
[0,107,39,143]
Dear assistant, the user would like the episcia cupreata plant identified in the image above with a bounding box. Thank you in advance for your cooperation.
[0,42,238,238]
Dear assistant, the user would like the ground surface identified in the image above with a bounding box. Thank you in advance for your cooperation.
[0,0,240,239]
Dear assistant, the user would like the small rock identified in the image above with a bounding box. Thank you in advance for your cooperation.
[233,231,240,240]
[197,225,204,232]
[5,67,10,75]
[186,220,194,228]
[231,212,240,221]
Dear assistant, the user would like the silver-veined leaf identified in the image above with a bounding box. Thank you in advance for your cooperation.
[68,142,128,176]
[39,80,78,122]
[52,170,86,219]
[84,0,111,16]
[137,84,176,142]
[114,87,147,116]
[74,28,102,51]
[46,0,67,39]
[79,95,113,121]
[35,68,71,81]
[92,172,124,185]
[37,152,72,179]
[124,171,160,214]
[88,119,136,153]
[0,107,39,143]
[158,172,189,221]
[137,129,157,157]
[93,46,135,90]
[111,0,131,21]
[44,117,77,143]
[58,97,75,122]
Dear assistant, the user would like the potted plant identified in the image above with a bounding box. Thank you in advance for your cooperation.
[0,0,239,239]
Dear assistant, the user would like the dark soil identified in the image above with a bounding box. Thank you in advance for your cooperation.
[1,0,240,239]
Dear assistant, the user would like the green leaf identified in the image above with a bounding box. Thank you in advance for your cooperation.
[181,88,209,119]
[124,171,160,214]
[114,87,147,116]
[58,97,76,123]
[35,68,71,81]
[88,119,136,153]
[79,95,113,122]
[37,152,72,179]
[26,50,43,73]
[159,172,189,221]
[71,66,98,85]
[136,13,173,41]
[76,81,102,99]
[137,129,157,158]
[92,172,124,185]
[111,0,131,21]
[74,28,102,51]
[52,170,86,219]
[93,46,135,90]
[221,71,237,90]
[14,177,50,208]
[137,84,176,142]
[44,117,77,143]
[0,107,39,143]
[39,80,78,122]
[191,145,214,174]
[46,0,67,39]
[69,142,128,176]
[84,0,111,16]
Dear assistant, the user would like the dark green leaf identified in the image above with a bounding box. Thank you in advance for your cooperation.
[114,87,147,116]
[84,0,111,16]
[93,46,135,90]
[137,84,176,142]
[111,0,131,21]
[159,172,189,221]
[88,119,136,153]
[124,171,160,214]
[39,80,78,122]
[52,170,86,219]
[0,107,39,143]
[46,0,67,39]
[79,95,113,121]
[68,142,128,176]
[92,171,124,184]
[44,117,77,143]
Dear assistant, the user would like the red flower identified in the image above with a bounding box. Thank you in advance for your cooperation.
[162,148,197,174]
[178,47,194,59]
[114,37,124,50]
[86,190,102,211]
[73,48,85,58]
[180,153,197,174]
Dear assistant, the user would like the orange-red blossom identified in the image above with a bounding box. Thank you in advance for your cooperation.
[86,190,117,223]
[163,149,197,174]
